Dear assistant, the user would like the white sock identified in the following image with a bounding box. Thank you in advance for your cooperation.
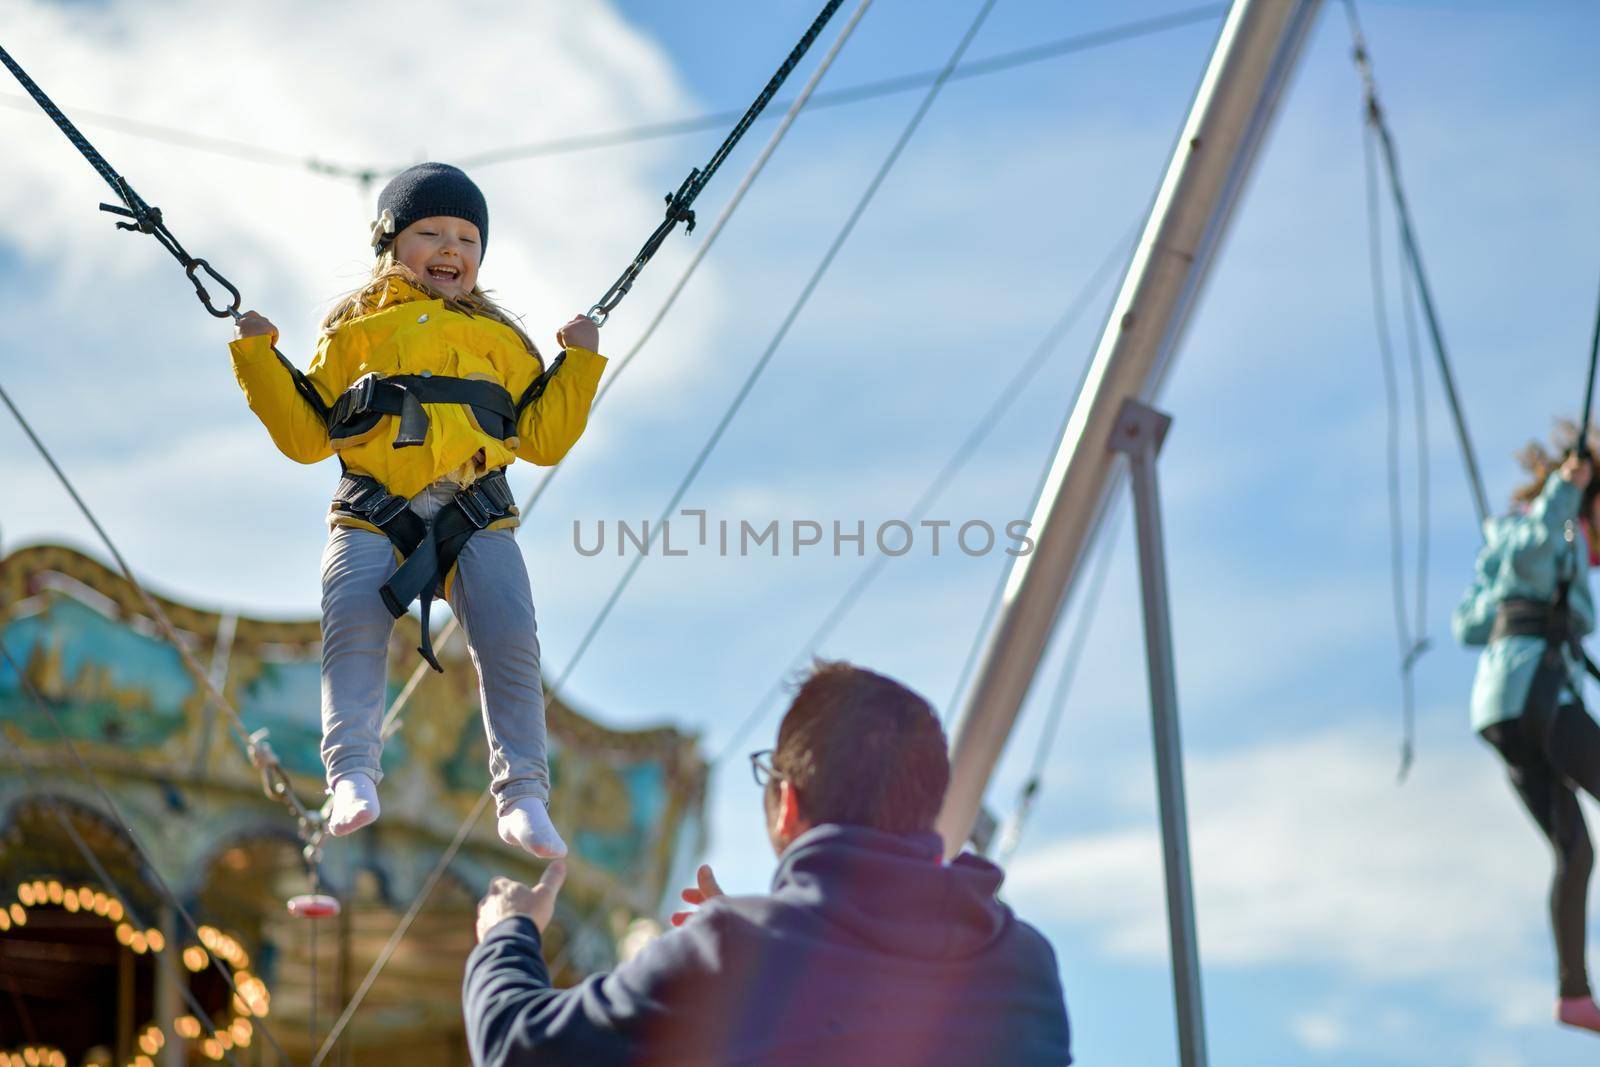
[497,797,567,858]
[327,772,381,836]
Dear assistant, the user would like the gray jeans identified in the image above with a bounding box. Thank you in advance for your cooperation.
[319,481,549,813]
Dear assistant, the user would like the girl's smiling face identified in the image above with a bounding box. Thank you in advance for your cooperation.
[393,215,482,298]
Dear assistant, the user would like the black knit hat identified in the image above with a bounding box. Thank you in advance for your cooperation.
[371,162,489,258]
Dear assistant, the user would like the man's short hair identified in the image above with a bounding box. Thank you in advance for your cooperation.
[772,660,949,834]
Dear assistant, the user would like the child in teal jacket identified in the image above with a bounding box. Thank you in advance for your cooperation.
[1454,440,1600,1035]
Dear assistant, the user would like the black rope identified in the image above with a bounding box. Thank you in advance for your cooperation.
[1342,1,1488,530]
[1580,269,1600,458]
[585,0,845,324]
[0,44,244,318]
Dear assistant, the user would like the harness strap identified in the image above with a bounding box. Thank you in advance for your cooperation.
[331,470,516,672]
[283,353,333,427]
[331,374,518,446]
[515,352,566,417]
[1490,598,1575,645]
[1492,597,1600,686]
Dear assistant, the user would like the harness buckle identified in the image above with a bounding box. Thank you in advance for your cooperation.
[456,485,493,529]
[480,472,516,512]
[367,493,411,527]
[346,373,379,419]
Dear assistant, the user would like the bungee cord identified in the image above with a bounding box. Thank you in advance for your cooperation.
[1341,0,1488,531]
[1361,111,1431,782]
[1580,270,1600,454]
[583,0,845,325]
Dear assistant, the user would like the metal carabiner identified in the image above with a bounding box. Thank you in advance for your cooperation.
[185,257,243,319]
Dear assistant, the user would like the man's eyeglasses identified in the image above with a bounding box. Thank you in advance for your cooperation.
[749,749,786,789]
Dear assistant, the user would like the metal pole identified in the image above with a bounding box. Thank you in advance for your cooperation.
[157,903,183,1067]
[1111,400,1207,1067]
[936,0,1323,855]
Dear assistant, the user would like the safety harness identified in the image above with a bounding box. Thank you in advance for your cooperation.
[1492,532,1600,719]
[330,372,517,447]
[332,467,516,672]
[320,353,568,672]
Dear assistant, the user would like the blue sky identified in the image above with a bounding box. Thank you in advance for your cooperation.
[4,0,1600,1063]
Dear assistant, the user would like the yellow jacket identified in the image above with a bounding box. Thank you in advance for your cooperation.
[230,280,606,502]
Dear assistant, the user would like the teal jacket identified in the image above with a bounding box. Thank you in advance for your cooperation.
[1454,471,1594,733]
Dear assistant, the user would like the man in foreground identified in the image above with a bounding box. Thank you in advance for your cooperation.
[463,660,1072,1065]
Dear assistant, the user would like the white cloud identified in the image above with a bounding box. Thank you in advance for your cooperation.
[1006,715,1555,1016]
[1289,1009,1345,1054]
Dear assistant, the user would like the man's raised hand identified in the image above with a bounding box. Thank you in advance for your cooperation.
[476,862,567,942]
[669,864,724,927]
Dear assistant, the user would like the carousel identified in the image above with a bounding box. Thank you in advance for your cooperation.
[0,544,707,1065]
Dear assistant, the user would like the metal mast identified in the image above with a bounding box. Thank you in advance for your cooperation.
[936,0,1324,850]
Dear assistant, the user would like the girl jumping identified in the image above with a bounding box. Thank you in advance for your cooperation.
[1455,424,1600,1033]
[227,163,605,857]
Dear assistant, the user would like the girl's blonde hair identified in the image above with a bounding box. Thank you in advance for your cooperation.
[1513,418,1600,507]
[321,251,544,370]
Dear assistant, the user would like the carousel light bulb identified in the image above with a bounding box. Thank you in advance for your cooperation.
[106,900,124,923]
[0,910,10,931]
[62,893,79,914]
[92,893,109,916]
[128,931,149,954]
[145,929,164,953]
[174,1016,201,1040]
[115,923,133,946]
[45,882,63,905]
[17,884,34,906]
[134,1056,154,1067]
[198,925,217,949]
[9,905,25,927]
[22,1049,38,1067]
[201,1037,222,1060]
[184,946,207,972]
[217,1031,233,1050]
[76,887,93,909]
[230,1018,252,1046]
